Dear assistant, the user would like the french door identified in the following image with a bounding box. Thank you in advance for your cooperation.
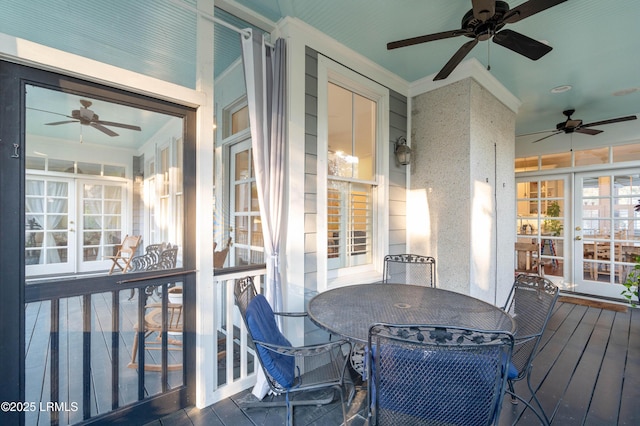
[26,176,129,276]
[516,175,568,289]
[573,169,640,298]
[229,140,264,266]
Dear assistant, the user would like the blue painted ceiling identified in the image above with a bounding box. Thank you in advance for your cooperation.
[230,0,640,146]
[3,0,639,148]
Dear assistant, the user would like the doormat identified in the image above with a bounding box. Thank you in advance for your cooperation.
[558,296,628,313]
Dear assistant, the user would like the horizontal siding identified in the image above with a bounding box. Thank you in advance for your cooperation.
[388,89,408,255]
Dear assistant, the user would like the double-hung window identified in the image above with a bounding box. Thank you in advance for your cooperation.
[318,56,389,288]
[327,83,376,269]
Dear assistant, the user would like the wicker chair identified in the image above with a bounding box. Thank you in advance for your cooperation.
[234,276,354,426]
[501,274,559,425]
[367,323,514,426]
[382,254,436,287]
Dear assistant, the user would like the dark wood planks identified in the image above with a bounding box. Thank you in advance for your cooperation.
[25,299,640,426]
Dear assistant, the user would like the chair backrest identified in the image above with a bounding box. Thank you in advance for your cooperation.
[382,254,436,287]
[214,237,232,268]
[148,246,178,270]
[234,276,258,320]
[118,234,142,258]
[233,276,295,391]
[501,274,559,379]
[515,242,544,276]
[367,323,513,426]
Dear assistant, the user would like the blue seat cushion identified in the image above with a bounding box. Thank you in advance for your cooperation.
[373,345,505,424]
[246,294,295,388]
[507,359,519,380]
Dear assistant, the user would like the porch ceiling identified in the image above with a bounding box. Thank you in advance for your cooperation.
[230,0,640,150]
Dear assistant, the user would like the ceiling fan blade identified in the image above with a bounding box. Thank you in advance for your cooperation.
[493,29,552,60]
[532,131,562,143]
[90,122,119,137]
[27,107,73,119]
[434,38,479,81]
[581,115,637,128]
[387,29,471,50]
[503,0,568,24]
[517,128,555,137]
[575,128,602,136]
[45,120,78,126]
[96,120,142,131]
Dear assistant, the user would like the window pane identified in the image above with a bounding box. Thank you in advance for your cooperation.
[77,162,102,175]
[575,147,609,166]
[515,156,538,172]
[26,156,46,170]
[231,106,249,134]
[327,180,373,268]
[48,158,74,173]
[613,143,640,163]
[541,152,571,170]
[235,150,250,180]
[104,164,126,178]
[328,83,354,178]
[353,93,376,181]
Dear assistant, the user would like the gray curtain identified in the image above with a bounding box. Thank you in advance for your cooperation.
[242,30,286,316]
[241,31,286,398]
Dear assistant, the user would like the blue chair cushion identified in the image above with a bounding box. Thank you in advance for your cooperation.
[373,345,504,424]
[246,294,295,388]
[507,360,519,380]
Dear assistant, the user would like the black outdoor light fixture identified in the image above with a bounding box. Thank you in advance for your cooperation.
[394,136,411,166]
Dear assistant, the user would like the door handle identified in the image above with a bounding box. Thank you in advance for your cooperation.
[575,236,582,240]
[575,226,581,231]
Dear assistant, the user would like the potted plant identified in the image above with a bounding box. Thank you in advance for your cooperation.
[621,257,639,307]
[621,200,640,307]
[543,201,563,236]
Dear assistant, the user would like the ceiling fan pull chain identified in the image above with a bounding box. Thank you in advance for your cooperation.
[487,39,491,71]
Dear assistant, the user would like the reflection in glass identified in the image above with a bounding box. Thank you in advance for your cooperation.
[25,84,184,278]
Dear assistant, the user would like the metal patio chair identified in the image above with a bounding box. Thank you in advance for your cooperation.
[501,274,559,425]
[234,276,354,426]
[382,254,436,287]
[367,323,514,426]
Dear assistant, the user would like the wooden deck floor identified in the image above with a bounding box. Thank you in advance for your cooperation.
[148,298,640,426]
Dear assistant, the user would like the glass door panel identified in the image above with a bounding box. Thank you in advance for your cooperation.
[229,140,264,266]
[516,177,568,286]
[25,176,76,276]
[574,170,640,298]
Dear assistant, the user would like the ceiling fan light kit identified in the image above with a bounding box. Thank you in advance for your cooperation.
[387,0,568,81]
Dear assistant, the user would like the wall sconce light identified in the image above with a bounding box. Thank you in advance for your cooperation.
[394,136,412,166]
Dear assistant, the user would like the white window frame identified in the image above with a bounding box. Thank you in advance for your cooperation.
[317,55,389,291]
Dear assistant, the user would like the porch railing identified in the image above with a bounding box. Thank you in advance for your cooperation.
[210,266,266,402]
[24,271,194,425]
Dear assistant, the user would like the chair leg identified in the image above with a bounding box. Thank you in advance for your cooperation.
[128,331,139,368]
[527,370,551,426]
[505,390,550,426]
[508,380,517,404]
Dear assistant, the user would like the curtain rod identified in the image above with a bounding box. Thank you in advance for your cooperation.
[170,0,274,46]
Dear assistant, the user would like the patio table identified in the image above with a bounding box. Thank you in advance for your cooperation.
[307,283,515,343]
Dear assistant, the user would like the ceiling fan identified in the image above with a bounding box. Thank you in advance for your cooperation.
[387,0,568,81]
[525,109,638,143]
[43,99,142,137]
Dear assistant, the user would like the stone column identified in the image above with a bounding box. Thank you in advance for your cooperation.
[409,78,516,304]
